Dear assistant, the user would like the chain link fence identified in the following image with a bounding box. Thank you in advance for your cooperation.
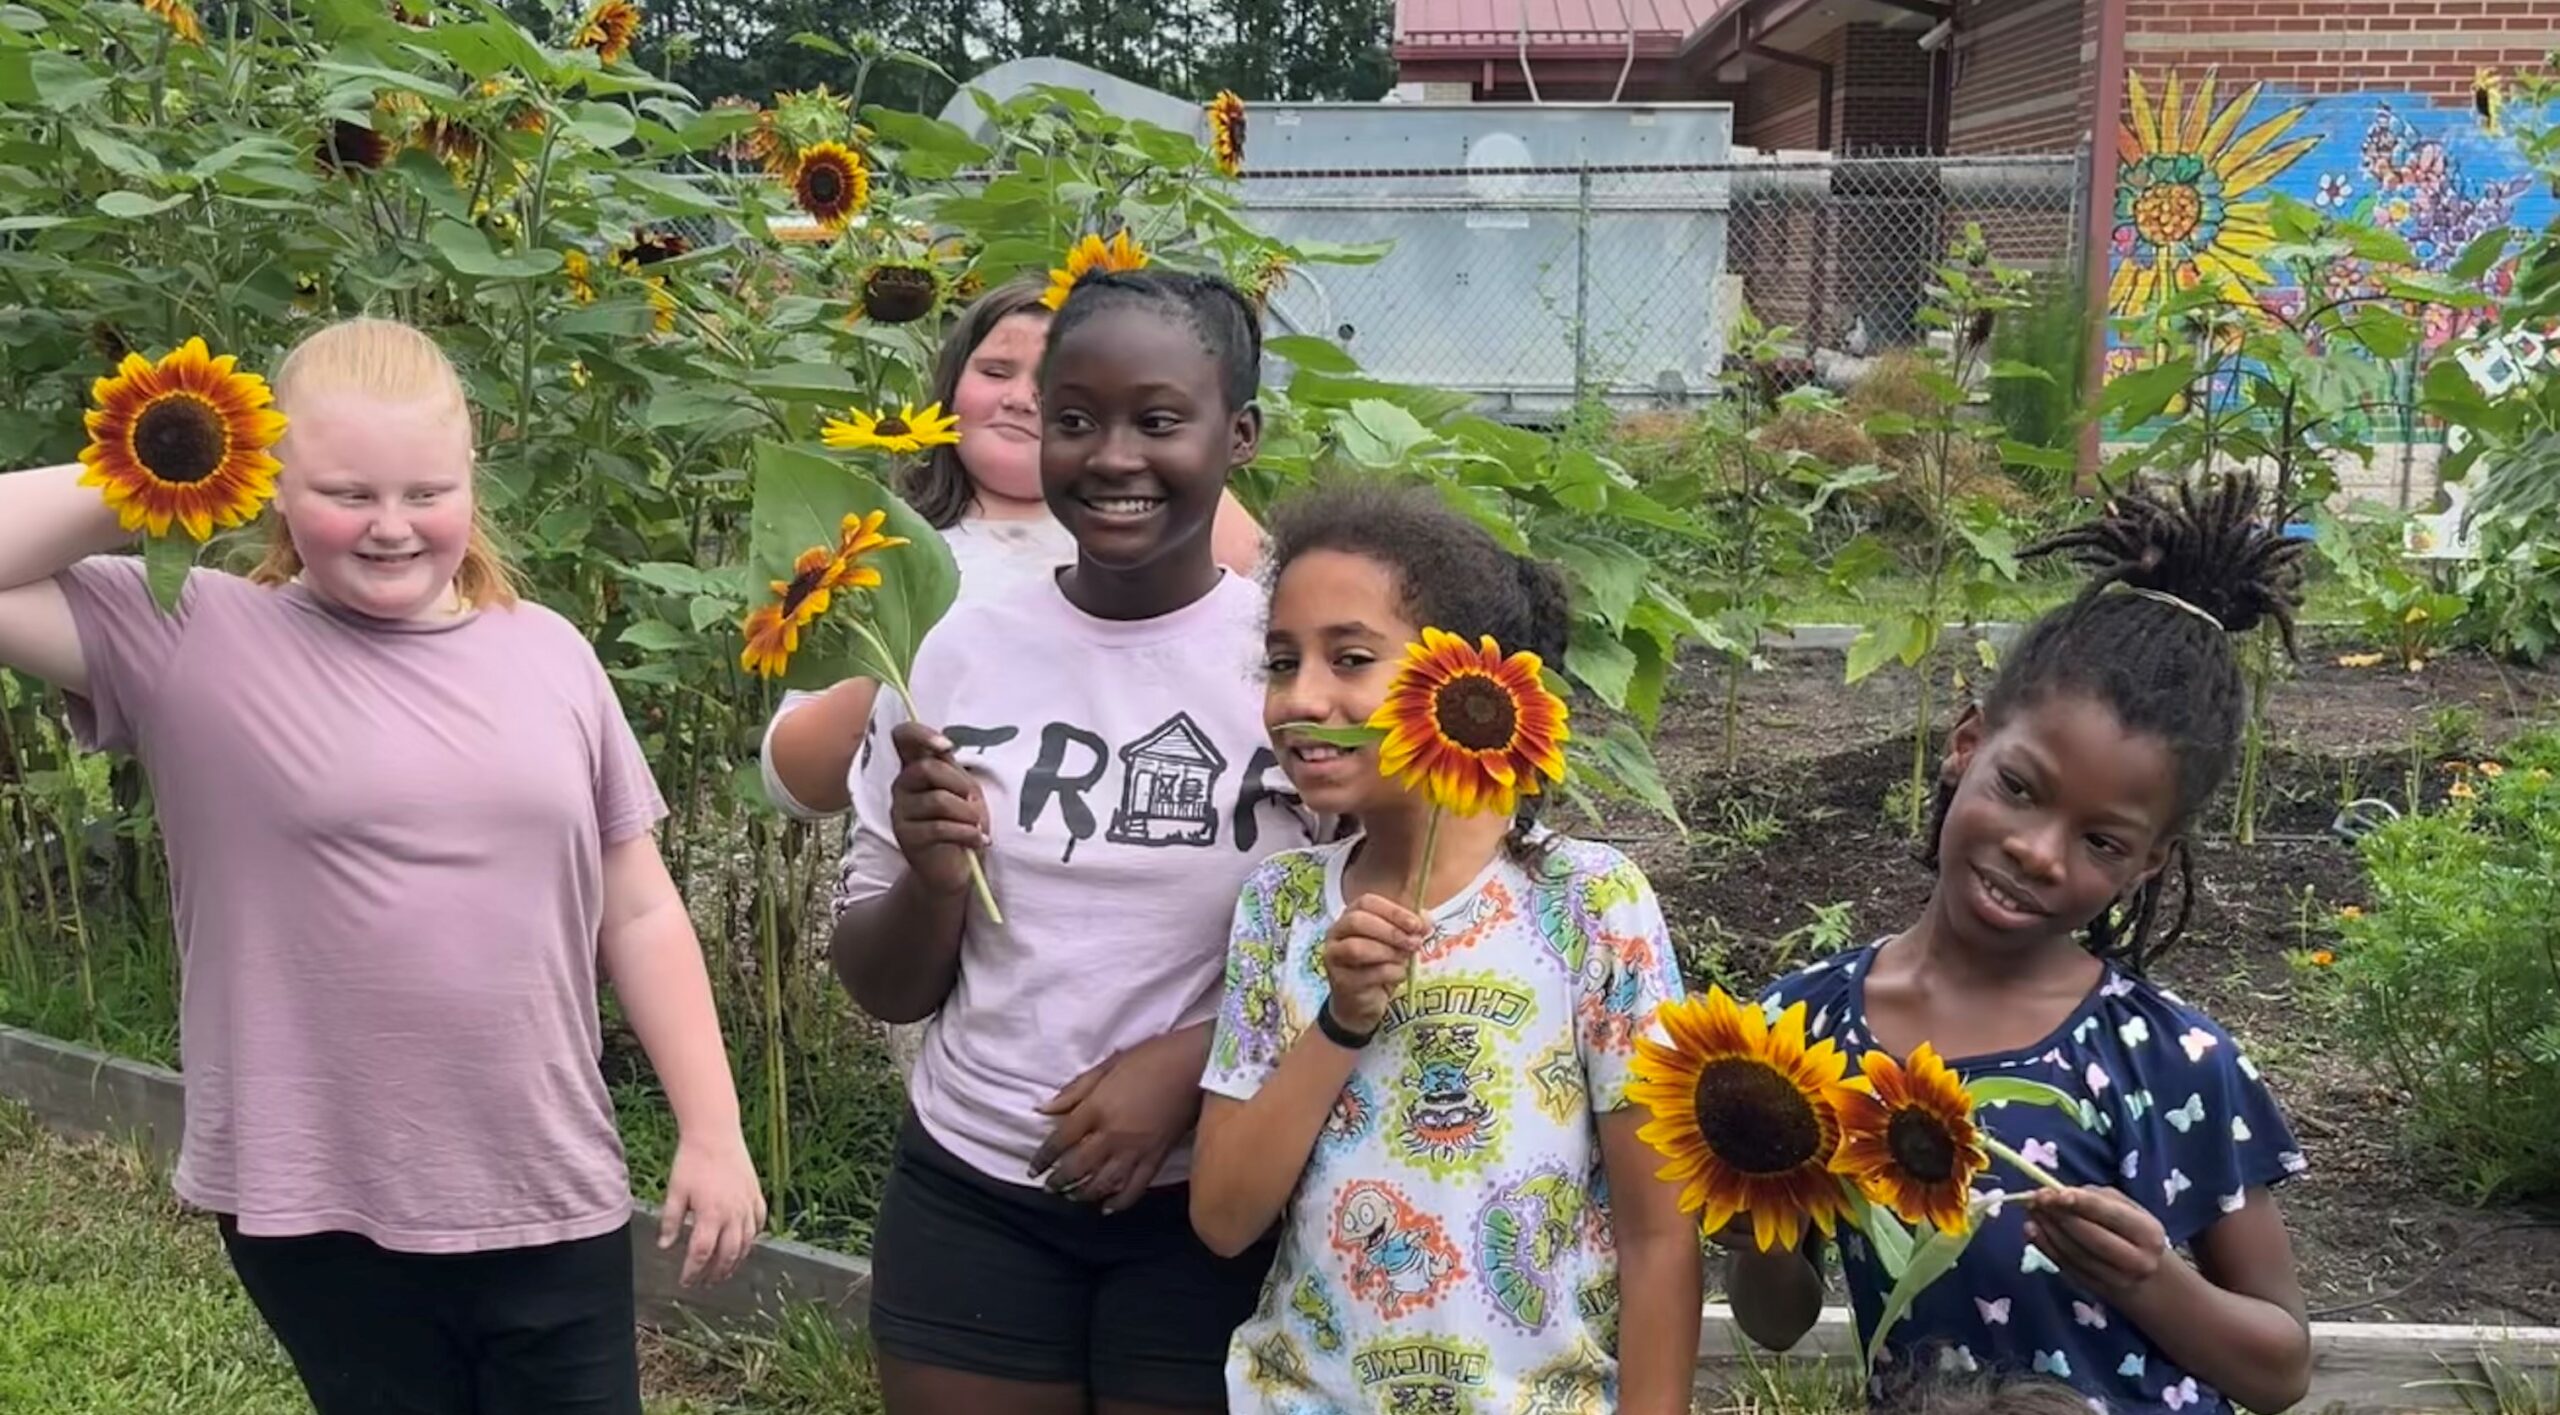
[1243,151,2088,413]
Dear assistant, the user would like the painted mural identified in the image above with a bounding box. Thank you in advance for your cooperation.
[2102,67,2557,438]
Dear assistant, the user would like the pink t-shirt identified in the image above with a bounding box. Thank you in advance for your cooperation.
[841,570,1319,1187]
[56,557,665,1253]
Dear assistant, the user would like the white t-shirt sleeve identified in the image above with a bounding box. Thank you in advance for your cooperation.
[756,688,834,821]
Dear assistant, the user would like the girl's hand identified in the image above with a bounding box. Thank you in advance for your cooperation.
[886,721,990,896]
[2023,1185,2173,1300]
[1031,1028,1209,1214]
[660,1131,767,1288]
[1320,894,1430,1033]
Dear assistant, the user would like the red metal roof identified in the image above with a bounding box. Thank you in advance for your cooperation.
[1393,0,1735,54]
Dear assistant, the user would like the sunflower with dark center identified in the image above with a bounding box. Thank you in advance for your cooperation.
[318,119,392,174]
[573,0,639,63]
[821,402,960,456]
[1206,90,1246,176]
[1369,627,1568,819]
[791,142,868,231]
[739,545,856,679]
[616,231,691,268]
[1628,987,1853,1252]
[1040,230,1150,310]
[77,337,289,541]
[1830,1043,1988,1234]
[857,263,940,325]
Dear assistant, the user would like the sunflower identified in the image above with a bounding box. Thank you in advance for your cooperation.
[573,0,639,63]
[77,338,288,541]
[1041,230,1151,310]
[1629,988,1854,1253]
[1369,627,1569,819]
[562,247,596,303]
[642,275,677,334]
[791,142,868,231]
[739,546,855,678]
[1244,249,1294,311]
[141,0,204,44]
[615,230,690,268]
[854,262,942,325]
[317,118,392,174]
[1206,90,1246,176]
[1829,1044,1988,1235]
[821,402,961,456]
[835,508,910,587]
[752,85,857,178]
[2110,70,2319,318]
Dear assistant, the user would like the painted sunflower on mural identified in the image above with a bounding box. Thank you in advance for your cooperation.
[1629,988,1854,1253]
[79,338,288,541]
[2111,70,2320,319]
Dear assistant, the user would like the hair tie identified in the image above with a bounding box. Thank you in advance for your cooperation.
[2118,583,2225,632]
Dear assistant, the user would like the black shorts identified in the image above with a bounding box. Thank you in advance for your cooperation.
[217,1216,640,1415]
[868,1114,1277,1407]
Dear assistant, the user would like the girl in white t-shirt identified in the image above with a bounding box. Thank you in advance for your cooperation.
[758,276,1262,821]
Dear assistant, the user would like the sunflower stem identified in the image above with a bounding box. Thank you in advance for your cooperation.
[856,618,1003,926]
[1981,1136,2066,1192]
[1400,806,1443,995]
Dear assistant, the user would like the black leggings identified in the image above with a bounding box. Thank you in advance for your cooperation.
[218,1216,642,1415]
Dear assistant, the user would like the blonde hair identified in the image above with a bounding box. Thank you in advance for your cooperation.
[248,317,522,608]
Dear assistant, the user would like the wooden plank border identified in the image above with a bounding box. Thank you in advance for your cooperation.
[6,1022,2554,1410]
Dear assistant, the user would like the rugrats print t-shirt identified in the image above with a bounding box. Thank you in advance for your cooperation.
[838,568,1318,1188]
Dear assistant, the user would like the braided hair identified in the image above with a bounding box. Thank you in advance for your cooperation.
[1921,473,2308,973]
[1264,480,1573,866]
[1041,267,1263,412]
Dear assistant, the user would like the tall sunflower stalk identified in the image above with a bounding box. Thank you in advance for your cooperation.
[1628,992,2085,1368]
[1274,627,1569,993]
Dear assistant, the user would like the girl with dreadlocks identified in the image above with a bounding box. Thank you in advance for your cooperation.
[1727,474,2315,1415]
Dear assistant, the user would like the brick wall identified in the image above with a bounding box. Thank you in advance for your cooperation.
[2122,0,2560,100]
[1840,23,1939,153]
[1736,28,1845,150]
[1948,0,2089,154]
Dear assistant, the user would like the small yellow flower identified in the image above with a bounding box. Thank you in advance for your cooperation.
[2532,767,2552,783]
[2477,761,2505,778]
[2405,604,2431,624]
[2449,780,2477,801]
[2336,652,2385,669]
[2310,949,2337,967]
[2337,905,2363,921]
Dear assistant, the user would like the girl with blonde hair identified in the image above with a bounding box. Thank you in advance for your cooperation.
[0,316,763,1414]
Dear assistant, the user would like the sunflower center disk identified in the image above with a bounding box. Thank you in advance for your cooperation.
[1885,1106,1960,1183]
[807,168,844,203]
[1691,1057,1823,1175]
[131,395,229,485]
[875,418,909,438]
[1433,674,1519,752]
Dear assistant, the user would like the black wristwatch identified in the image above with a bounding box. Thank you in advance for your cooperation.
[1315,997,1377,1050]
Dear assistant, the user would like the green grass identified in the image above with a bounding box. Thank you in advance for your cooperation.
[0,1098,885,1415]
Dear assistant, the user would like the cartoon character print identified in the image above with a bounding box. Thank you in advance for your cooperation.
[1513,1335,1614,1415]
[1241,1328,1316,1399]
[1393,1020,1505,1175]
[1319,1073,1381,1160]
[1528,881,1588,975]
[1354,1334,1492,1415]
[1330,1180,1465,1319]
[1215,937,1285,1074]
[1474,1166,1587,1333]
[1421,878,1516,965]
[1573,933,1652,1056]
[1573,1274,1622,1353]
[1290,1272,1347,1354]
[1527,1036,1583,1124]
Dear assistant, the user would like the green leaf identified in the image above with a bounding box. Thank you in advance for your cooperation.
[748,440,957,693]
[1863,410,1918,439]
[614,168,730,218]
[1989,360,2055,384]
[2098,360,2195,426]
[619,620,691,653]
[1955,507,2022,580]
[2000,440,2078,474]
[1567,721,1681,831]
[1968,1077,2083,1115]
[1847,1188,1916,1283]
[565,101,637,151]
[71,126,163,180]
[1899,609,1941,668]
[427,219,564,280]
[1334,399,1434,470]
[95,190,188,219]
[1845,616,1912,684]
[1868,1222,1978,1368]
[142,534,196,615]
[1567,621,1637,709]
[1287,237,1392,266]
[2449,228,2513,284]
[1552,539,1648,629]
[0,215,77,233]
[414,18,556,83]
[1286,369,1474,425]
[617,561,733,597]
[1272,721,1388,748]
[1265,334,1357,374]
[2340,222,2417,268]
[26,52,109,110]
[743,363,862,402]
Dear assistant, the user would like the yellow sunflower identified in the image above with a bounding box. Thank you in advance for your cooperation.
[821,402,961,456]
[77,337,288,541]
[791,142,868,232]
[1041,230,1151,310]
[573,0,639,63]
[642,275,676,334]
[1369,627,1569,820]
[1244,249,1294,311]
[1829,1044,1989,1235]
[141,0,204,44]
[738,546,854,679]
[1629,987,1854,1253]
[835,509,910,588]
[1206,90,1246,176]
[562,247,596,303]
[2110,69,2319,318]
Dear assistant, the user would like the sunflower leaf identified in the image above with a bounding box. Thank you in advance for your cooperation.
[1846,1186,1916,1283]
[1967,1077,2084,1118]
[1271,721,1387,748]
[1866,1221,1977,1370]
[142,534,197,617]
[747,439,955,693]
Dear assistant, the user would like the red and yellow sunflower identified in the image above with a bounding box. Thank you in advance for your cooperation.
[739,546,855,679]
[77,338,288,541]
[573,0,639,63]
[1829,1043,1989,1235]
[1370,627,1569,819]
[1206,90,1246,176]
[141,0,204,44]
[835,508,909,585]
[1041,230,1151,310]
[791,142,868,232]
[1630,987,1855,1253]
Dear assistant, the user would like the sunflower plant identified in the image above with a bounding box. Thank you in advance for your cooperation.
[1628,988,2088,1368]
